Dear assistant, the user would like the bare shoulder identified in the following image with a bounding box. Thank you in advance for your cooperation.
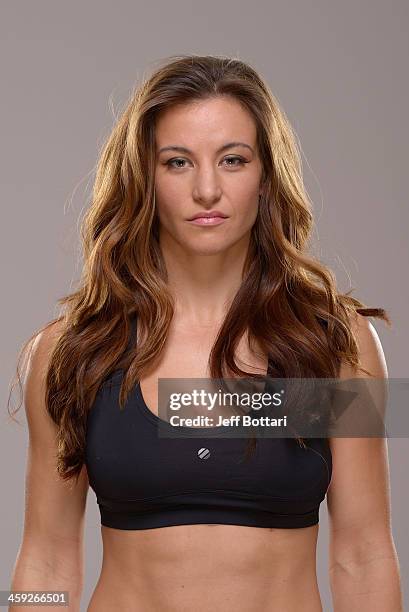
[339,310,388,379]
[25,319,66,425]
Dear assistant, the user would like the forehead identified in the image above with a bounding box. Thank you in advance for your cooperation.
[155,96,258,148]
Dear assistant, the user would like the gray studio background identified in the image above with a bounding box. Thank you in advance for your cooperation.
[1,1,408,610]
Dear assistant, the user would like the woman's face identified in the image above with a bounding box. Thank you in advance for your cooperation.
[154,96,263,256]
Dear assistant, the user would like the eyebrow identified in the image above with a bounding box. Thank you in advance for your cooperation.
[157,141,255,155]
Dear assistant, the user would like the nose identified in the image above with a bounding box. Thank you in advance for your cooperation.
[192,166,222,205]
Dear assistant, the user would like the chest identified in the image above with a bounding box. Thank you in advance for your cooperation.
[139,324,269,415]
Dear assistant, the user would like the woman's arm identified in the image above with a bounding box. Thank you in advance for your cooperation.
[327,313,403,611]
[9,321,89,612]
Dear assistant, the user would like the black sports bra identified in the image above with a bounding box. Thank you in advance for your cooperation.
[85,316,332,530]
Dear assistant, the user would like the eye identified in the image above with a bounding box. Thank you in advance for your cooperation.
[223,156,247,167]
[165,156,248,170]
[165,158,188,169]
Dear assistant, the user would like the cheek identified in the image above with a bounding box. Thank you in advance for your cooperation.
[155,177,180,199]
[154,179,187,223]
[155,188,181,222]
[155,204,177,233]
[234,193,260,226]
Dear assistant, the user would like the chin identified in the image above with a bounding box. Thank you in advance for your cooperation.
[180,232,248,256]
[186,244,228,256]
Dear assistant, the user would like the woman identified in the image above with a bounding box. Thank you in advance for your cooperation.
[8,55,402,611]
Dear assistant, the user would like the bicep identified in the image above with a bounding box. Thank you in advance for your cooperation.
[327,437,392,550]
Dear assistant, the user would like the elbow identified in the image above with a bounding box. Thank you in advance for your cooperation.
[329,543,400,577]
[10,539,84,608]
[329,541,403,610]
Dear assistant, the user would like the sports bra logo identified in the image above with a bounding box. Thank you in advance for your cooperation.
[197,448,211,460]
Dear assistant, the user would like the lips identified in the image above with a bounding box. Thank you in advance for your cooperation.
[187,216,227,226]
[187,210,228,221]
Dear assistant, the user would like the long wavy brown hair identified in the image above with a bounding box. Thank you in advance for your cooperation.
[7,54,390,483]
